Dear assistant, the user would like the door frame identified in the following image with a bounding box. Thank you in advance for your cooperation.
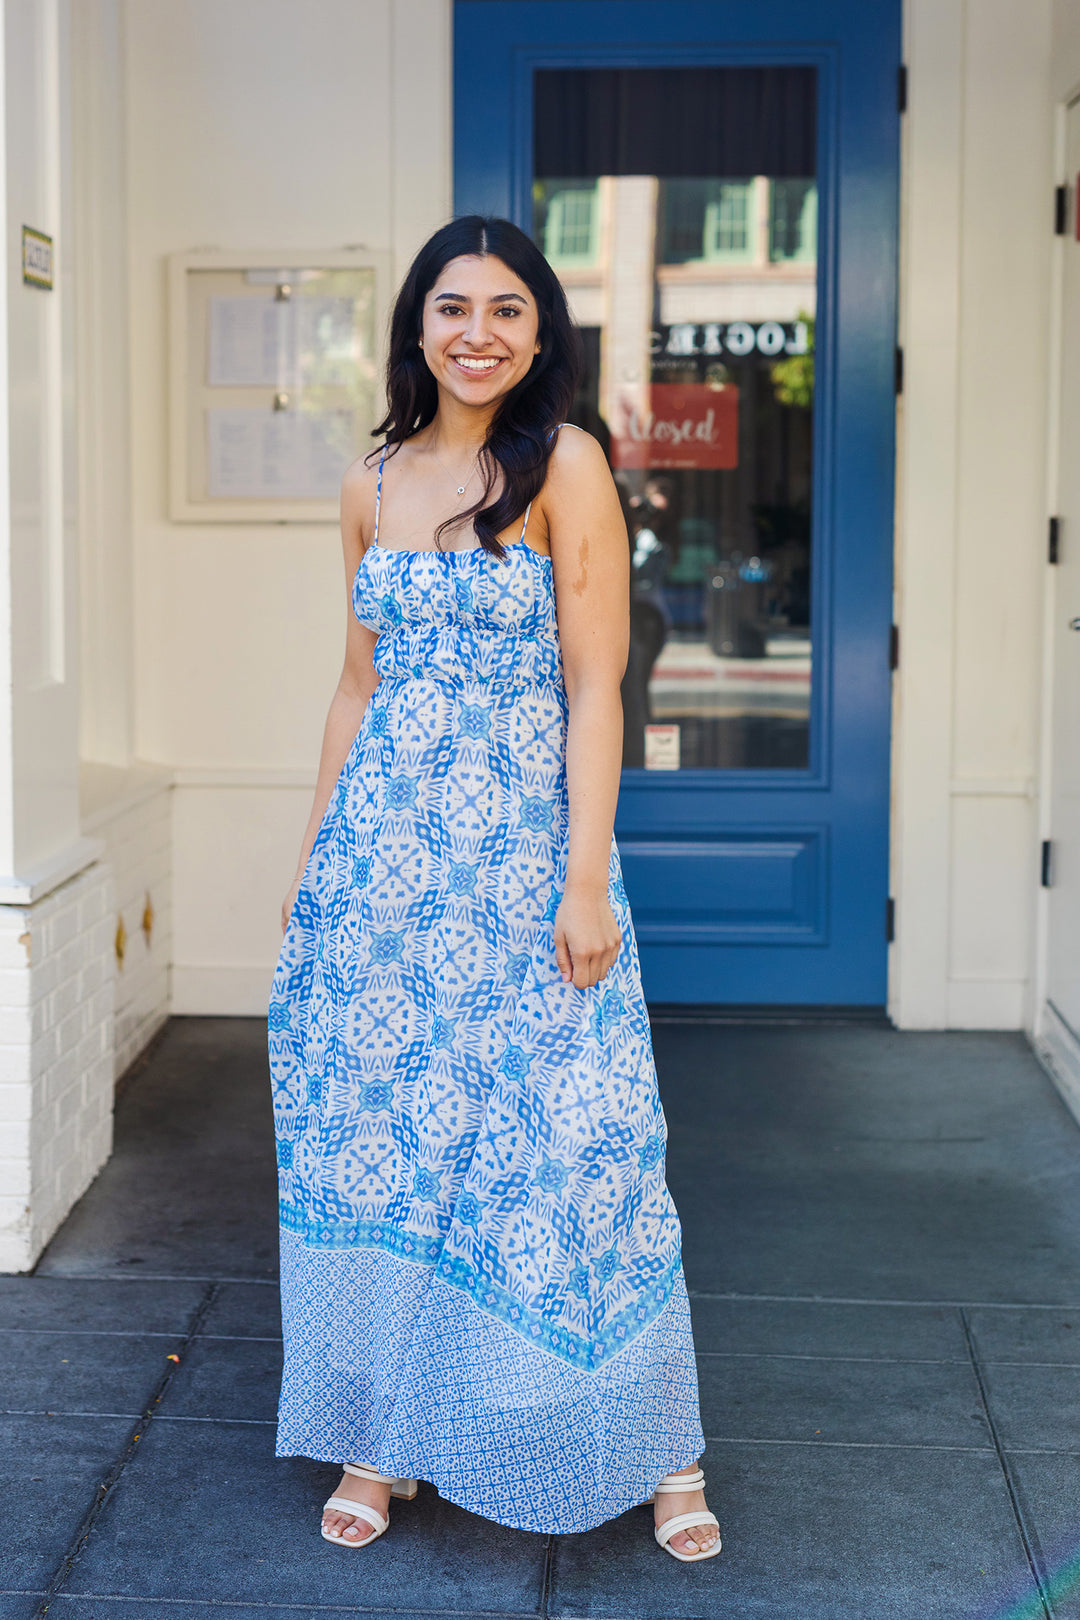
[454,0,901,1005]
[1034,88,1080,1115]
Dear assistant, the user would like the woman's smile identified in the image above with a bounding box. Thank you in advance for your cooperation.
[450,353,506,375]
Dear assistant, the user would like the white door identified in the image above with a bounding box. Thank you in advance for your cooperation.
[1043,99,1080,1090]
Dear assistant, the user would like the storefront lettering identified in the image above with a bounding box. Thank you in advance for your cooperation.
[651,320,810,358]
[612,382,739,471]
[622,405,723,449]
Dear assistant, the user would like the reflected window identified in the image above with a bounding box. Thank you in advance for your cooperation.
[540,182,601,267]
[534,66,818,771]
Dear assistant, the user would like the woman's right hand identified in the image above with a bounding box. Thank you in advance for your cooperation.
[281,876,302,934]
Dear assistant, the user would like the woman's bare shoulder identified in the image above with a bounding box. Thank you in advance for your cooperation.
[340,450,384,545]
[547,422,609,474]
[542,424,617,512]
[342,451,383,500]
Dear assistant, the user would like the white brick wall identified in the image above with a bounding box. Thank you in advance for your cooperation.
[82,770,172,1078]
[0,862,116,1272]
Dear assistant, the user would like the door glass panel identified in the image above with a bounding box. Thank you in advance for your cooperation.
[533,67,817,769]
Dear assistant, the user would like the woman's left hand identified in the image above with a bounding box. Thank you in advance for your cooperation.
[554,885,623,989]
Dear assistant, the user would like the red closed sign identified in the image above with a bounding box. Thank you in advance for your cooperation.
[611,382,739,471]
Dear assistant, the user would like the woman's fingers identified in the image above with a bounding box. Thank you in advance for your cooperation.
[554,928,574,983]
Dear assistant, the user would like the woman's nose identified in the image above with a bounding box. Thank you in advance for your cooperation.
[462,314,493,347]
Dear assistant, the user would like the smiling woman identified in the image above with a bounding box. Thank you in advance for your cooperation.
[370,216,584,558]
[267,215,720,1563]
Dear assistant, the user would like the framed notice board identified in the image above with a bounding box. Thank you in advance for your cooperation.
[168,248,390,522]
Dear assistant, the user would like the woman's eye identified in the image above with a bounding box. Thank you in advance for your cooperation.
[437,303,463,316]
[497,306,520,318]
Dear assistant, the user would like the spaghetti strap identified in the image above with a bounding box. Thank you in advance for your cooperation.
[519,423,580,541]
[373,445,387,545]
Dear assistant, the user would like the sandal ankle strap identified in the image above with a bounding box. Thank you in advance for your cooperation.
[653,1468,706,1494]
[342,1463,398,1484]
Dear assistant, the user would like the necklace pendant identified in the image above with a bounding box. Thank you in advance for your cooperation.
[456,485,466,496]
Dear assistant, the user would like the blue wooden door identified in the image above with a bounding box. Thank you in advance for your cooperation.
[454,0,900,1006]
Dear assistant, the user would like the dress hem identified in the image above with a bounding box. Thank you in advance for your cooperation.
[274,1444,705,1536]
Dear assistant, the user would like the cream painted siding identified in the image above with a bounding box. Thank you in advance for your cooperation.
[119,0,451,1012]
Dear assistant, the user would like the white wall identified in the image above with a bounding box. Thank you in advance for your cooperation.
[121,0,451,1012]
[114,0,1063,1031]
[891,0,1054,1028]
[0,0,116,1270]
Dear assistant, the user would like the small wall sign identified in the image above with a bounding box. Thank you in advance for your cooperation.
[644,723,681,770]
[22,227,53,290]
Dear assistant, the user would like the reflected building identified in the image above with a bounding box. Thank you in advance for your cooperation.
[533,84,818,769]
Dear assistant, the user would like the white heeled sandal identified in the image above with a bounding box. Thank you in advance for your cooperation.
[650,1467,722,1562]
[321,1462,418,1548]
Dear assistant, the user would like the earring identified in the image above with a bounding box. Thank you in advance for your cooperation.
[418,337,424,349]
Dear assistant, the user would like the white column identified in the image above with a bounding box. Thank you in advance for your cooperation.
[0,0,115,1272]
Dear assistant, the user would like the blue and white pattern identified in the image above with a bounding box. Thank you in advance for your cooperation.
[268,487,705,1534]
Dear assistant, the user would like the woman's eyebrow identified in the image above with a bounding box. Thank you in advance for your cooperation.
[431,290,529,304]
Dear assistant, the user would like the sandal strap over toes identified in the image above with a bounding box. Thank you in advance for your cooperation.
[321,1497,389,1547]
[654,1509,723,1561]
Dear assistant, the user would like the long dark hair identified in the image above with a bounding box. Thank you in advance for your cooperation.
[370,216,583,559]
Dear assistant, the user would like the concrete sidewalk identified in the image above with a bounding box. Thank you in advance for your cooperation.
[2,1016,1079,1619]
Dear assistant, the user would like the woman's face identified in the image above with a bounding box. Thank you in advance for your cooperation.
[420,254,541,410]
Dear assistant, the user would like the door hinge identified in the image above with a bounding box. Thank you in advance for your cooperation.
[1055,184,1068,236]
[885,897,896,943]
[1041,840,1053,887]
[898,65,908,114]
[895,346,904,394]
[889,624,900,670]
[1049,515,1061,565]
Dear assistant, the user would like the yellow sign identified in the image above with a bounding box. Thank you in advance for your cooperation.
[22,227,53,290]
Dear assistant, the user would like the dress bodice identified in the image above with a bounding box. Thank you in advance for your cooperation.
[352,543,564,690]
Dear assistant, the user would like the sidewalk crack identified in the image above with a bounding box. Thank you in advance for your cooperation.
[30,1280,221,1619]
[960,1307,1053,1620]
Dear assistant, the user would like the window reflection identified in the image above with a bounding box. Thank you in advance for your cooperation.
[533,67,818,770]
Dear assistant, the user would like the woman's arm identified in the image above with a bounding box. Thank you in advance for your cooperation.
[542,429,631,989]
[281,459,382,931]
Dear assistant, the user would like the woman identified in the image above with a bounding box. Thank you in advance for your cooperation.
[268,216,720,1562]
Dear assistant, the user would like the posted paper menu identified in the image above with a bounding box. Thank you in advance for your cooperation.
[206,409,352,499]
[208,296,358,389]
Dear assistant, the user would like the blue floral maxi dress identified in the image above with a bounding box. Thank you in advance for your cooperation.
[267,466,706,1536]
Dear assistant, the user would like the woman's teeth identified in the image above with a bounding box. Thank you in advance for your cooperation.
[453,356,502,372]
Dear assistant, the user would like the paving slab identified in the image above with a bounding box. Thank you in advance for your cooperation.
[0,1597,46,1620]
[978,1360,1080,1453]
[0,1278,206,1335]
[64,1418,548,1614]
[36,1019,279,1282]
[159,1334,283,1422]
[548,1439,1041,1620]
[0,1413,132,1593]
[697,1350,990,1450]
[1006,1450,1080,1620]
[51,1605,530,1619]
[688,1296,968,1360]
[966,1305,1080,1364]
[197,1280,282,1340]
[660,1026,1080,1304]
[0,1331,185,1418]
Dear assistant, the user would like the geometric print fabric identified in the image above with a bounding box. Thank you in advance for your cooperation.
[268,524,705,1533]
